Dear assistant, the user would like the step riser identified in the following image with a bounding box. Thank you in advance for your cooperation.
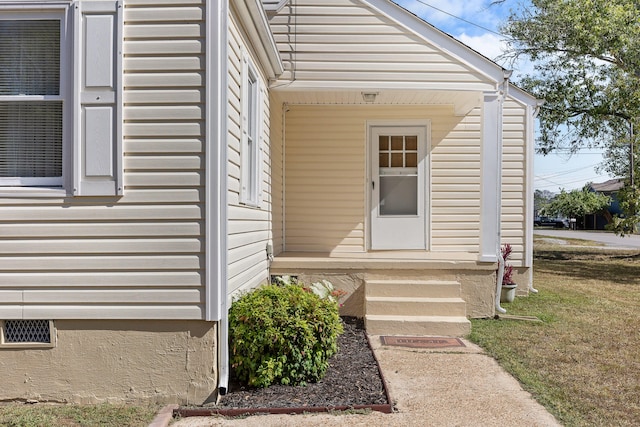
[365,317,471,337]
[367,284,461,298]
[366,299,466,317]
[364,279,468,337]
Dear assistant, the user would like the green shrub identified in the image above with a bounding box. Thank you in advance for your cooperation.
[229,282,344,387]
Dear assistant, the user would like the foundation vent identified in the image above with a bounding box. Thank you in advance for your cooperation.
[1,320,55,347]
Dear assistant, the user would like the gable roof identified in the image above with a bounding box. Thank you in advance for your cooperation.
[365,0,508,83]
[590,178,624,193]
[265,0,510,92]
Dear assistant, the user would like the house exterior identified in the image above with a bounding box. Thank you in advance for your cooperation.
[0,0,536,404]
[584,178,624,230]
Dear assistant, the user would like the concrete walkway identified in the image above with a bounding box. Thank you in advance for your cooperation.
[169,338,560,427]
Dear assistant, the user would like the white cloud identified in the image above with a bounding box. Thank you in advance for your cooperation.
[458,32,506,62]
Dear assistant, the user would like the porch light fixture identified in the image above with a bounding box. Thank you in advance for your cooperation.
[361,92,379,103]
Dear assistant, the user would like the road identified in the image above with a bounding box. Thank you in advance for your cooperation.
[534,229,640,249]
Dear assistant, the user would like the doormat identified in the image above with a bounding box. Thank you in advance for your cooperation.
[380,336,465,349]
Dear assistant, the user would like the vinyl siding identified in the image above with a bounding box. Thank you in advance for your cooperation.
[282,104,482,253]
[431,107,482,252]
[268,0,495,91]
[226,13,273,296]
[501,98,528,266]
[0,0,206,319]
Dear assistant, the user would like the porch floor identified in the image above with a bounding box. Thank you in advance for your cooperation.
[271,251,495,271]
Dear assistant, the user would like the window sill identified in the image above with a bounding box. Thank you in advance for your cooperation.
[239,200,263,210]
[0,187,69,198]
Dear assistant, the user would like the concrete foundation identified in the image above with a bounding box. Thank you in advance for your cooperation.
[0,320,218,405]
[270,253,508,319]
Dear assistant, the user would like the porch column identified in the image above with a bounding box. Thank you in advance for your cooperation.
[478,90,504,262]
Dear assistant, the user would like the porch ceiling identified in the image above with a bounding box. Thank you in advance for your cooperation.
[272,90,481,116]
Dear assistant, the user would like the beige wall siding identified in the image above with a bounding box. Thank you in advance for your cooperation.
[0,0,206,319]
[501,98,528,267]
[268,0,495,91]
[226,13,273,296]
[431,108,482,252]
[282,104,482,253]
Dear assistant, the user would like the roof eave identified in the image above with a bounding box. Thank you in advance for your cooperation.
[231,0,284,79]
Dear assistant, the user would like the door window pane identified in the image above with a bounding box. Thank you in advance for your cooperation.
[379,135,419,170]
[405,136,417,151]
[379,152,389,168]
[406,152,417,168]
[390,135,403,150]
[379,176,418,215]
[378,135,389,151]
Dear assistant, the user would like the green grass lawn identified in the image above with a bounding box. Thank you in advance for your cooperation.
[0,403,158,427]
[469,243,640,426]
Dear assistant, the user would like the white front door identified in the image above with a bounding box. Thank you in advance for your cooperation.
[370,125,428,250]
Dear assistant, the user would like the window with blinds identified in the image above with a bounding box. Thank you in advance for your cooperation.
[240,53,262,206]
[0,19,64,187]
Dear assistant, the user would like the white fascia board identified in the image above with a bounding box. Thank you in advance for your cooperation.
[363,0,507,87]
[508,84,539,108]
[231,0,284,79]
[272,80,499,92]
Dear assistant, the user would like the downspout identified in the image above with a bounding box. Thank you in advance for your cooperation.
[495,71,511,315]
[217,0,229,395]
[206,0,229,396]
[528,101,543,294]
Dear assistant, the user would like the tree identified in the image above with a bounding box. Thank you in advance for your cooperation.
[545,186,611,227]
[534,189,555,216]
[501,0,640,234]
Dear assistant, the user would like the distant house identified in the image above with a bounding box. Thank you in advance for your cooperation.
[0,0,537,404]
[584,178,624,229]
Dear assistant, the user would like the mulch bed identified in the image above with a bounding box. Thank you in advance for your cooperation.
[175,317,391,418]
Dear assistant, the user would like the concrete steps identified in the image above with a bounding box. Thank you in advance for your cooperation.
[364,279,471,336]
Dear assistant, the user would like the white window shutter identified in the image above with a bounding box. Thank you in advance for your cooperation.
[73,1,123,196]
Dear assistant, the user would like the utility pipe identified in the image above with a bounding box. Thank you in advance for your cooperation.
[495,248,507,314]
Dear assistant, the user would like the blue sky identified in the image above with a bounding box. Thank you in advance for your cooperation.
[392,0,616,192]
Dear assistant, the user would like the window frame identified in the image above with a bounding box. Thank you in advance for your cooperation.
[239,51,262,207]
[0,6,72,193]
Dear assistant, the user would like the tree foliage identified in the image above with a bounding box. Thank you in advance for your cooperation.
[534,189,555,215]
[545,186,610,220]
[501,0,640,233]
